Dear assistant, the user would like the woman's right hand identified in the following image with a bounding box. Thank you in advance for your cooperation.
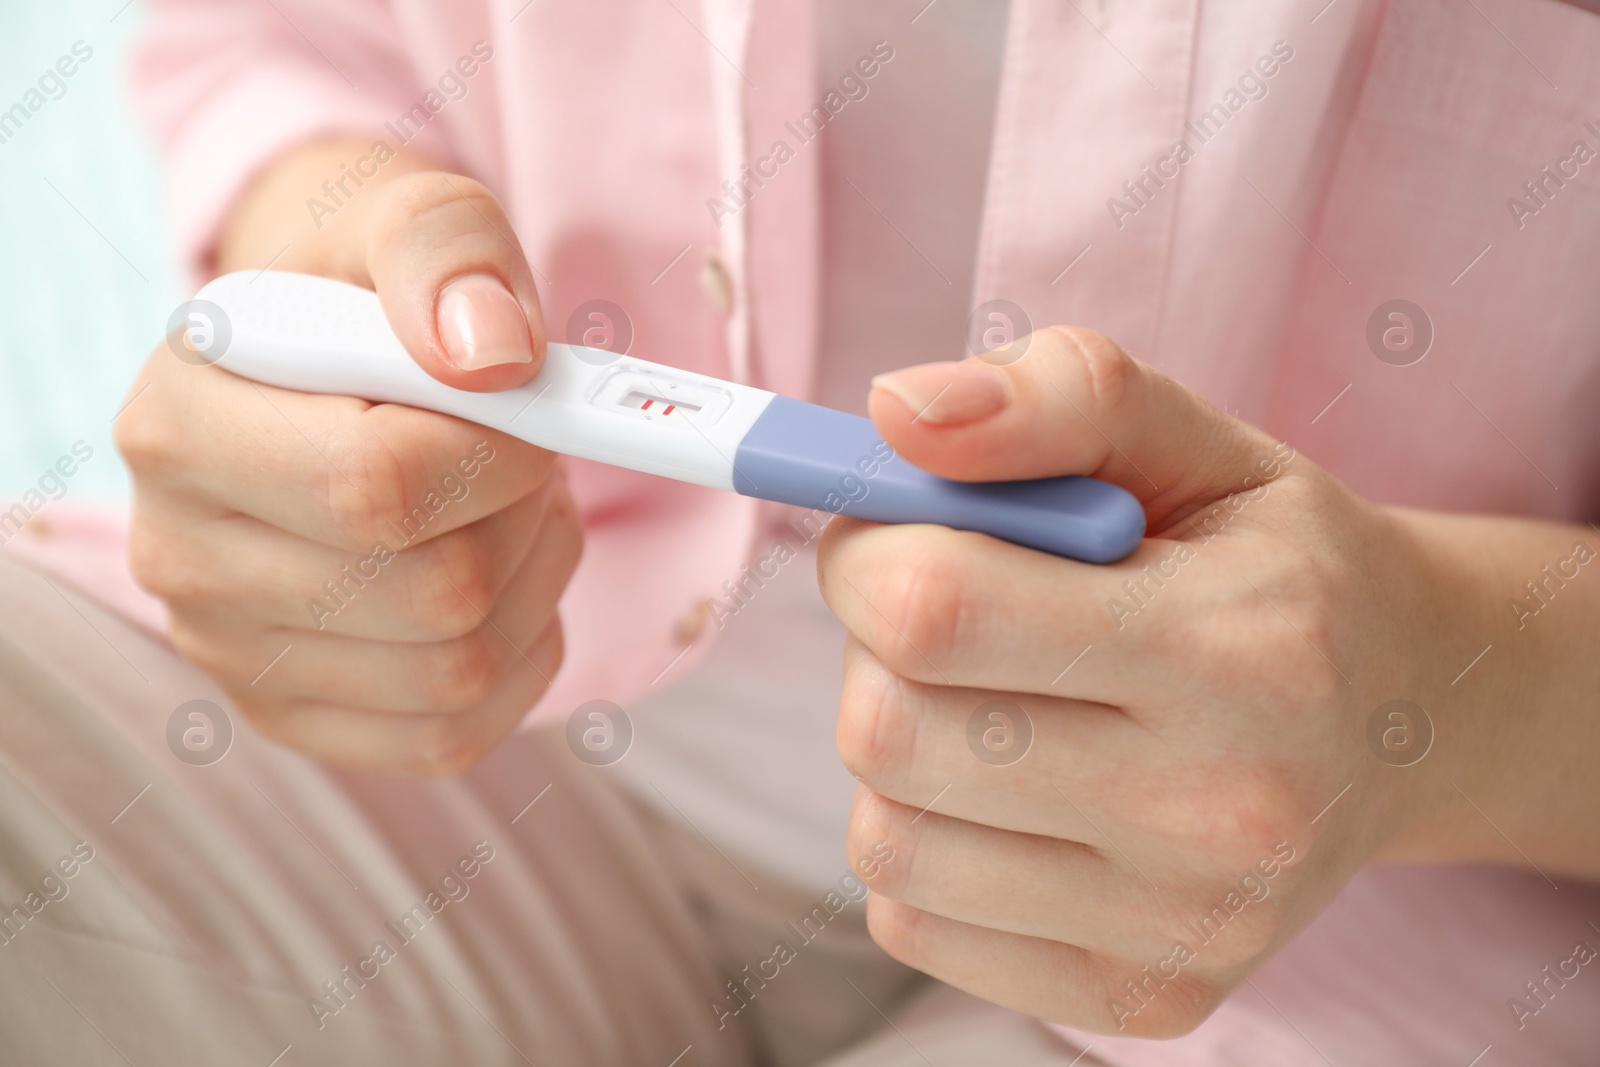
[115,139,582,775]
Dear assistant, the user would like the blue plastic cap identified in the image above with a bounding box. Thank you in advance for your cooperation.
[731,396,1145,564]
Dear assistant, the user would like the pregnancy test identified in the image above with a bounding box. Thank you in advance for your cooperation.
[192,270,1145,563]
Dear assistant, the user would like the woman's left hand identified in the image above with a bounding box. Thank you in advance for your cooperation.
[818,326,1598,1036]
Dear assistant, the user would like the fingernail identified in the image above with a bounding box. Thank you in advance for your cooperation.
[871,361,1011,426]
[437,274,535,370]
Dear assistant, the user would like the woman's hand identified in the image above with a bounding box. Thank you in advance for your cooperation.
[820,326,1600,1034]
[115,138,580,775]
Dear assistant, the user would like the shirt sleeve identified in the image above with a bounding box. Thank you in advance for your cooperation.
[127,0,461,284]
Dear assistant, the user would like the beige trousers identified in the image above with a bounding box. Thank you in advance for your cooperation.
[0,554,1096,1066]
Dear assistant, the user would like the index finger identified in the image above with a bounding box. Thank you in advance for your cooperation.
[118,351,557,552]
[817,516,1193,701]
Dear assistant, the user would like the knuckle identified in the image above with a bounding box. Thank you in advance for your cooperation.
[383,171,489,221]
[1249,564,1348,707]
[1045,325,1137,411]
[1189,772,1300,869]
[836,657,916,787]
[1183,977,1233,1027]
[407,529,499,638]
[1269,555,1341,641]
[1184,566,1345,712]
[112,393,172,474]
[1185,622,1292,707]
[1208,910,1280,967]
[167,616,233,682]
[863,896,925,966]
[1140,756,1302,872]
[377,172,516,252]
[325,433,413,550]
[1158,877,1284,970]
[124,523,170,596]
[847,791,913,898]
[1107,972,1227,1038]
[418,629,502,711]
[868,542,966,675]
[128,524,209,605]
[1283,644,1345,711]
[529,615,566,683]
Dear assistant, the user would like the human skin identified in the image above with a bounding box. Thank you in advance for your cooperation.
[114,136,581,775]
[823,328,1600,1035]
[118,135,1600,1035]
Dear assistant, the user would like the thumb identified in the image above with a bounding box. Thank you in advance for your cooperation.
[364,172,546,393]
[867,326,1289,530]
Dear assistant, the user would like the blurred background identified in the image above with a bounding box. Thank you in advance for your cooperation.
[1,1,181,505]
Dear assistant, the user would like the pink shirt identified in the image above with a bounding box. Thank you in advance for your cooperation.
[12,0,1598,1060]
[111,0,1600,711]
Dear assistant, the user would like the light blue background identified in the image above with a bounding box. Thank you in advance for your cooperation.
[0,1,181,503]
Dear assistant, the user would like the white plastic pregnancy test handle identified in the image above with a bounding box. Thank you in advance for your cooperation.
[195,270,772,491]
[193,271,1146,562]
